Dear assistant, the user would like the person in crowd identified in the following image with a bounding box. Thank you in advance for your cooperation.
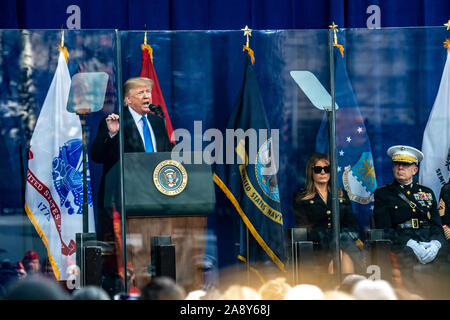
[2,277,69,300]
[71,285,111,300]
[42,256,56,280]
[323,290,355,300]
[140,276,185,300]
[0,259,18,294]
[336,273,366,294]
[126,263,140,297]
[351,279,397,300]
[14,262,27,281]
[373,145,449,298]
[293,152,364,275]
[185,289,207,300]
[258,277,291,300]
[90,77,174,242]
[22,250,41,276]
[284,284,324,300]
[222,284,261,300]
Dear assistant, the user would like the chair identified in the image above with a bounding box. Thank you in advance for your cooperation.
[285,228,315,285]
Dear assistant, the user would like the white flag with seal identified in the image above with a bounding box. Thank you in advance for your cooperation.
[24,49,95,281]
[419,50,450,199]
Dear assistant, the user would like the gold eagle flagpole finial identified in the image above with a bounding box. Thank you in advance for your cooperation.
[329,22,338,44]
[241,25,255,64]
[141,25,153,62]
[60,26,65,48]
[444,20,450,30]
[444,39,450,52]
[329,22,344,58]
[58,27,69,63]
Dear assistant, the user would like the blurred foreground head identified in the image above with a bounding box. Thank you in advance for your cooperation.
[72,285,111,300]
[140,276,186,300]
[351,279,397,300]
[258,277,291,300]
[3,277,69,300]
[222,285,261,300]
[284,284,324,300]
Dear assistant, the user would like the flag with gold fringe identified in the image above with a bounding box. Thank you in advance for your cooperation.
[213,42,285,276]
[24,43,95,280]
[419,40,450,200]
[316,35,377,236]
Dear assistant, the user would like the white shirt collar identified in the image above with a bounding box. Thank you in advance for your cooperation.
[128,106,146,123]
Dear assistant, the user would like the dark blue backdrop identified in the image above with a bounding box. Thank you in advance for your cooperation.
[2,0,450,30]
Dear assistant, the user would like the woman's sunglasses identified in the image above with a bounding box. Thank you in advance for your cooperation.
[313,165,330,174]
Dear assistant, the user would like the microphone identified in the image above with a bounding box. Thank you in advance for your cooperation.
[149,104,165,119]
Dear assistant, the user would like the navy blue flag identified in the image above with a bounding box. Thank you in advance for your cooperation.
[213,48,285,273]
[316,46,377,235]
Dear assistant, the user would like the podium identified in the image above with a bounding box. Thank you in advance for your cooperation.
[104,152,215,290]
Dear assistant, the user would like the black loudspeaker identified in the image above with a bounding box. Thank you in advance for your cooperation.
[84,246,102,286]
[148,236,176,280]
[155,244,176,281]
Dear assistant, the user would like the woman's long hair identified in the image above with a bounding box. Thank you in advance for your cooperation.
[298,152,344,201]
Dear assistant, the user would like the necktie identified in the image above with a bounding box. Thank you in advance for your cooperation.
[141,115,154,152]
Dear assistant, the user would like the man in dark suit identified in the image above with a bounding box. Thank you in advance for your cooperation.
[373,145,448,298]
[90,77,174,242]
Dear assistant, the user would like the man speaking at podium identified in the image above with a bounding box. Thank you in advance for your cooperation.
[90,77,174,242]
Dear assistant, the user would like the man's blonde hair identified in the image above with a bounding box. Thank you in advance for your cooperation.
[123,77,154,98]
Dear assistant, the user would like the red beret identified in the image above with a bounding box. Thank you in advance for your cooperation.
[22,250,39,262]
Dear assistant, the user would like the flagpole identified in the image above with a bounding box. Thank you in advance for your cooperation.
[80,114,89,233]
[241,25,253,286]
[115,29,128,294]
[328,23,342,284]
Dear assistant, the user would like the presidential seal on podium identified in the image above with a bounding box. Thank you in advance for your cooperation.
[153,159,188,196]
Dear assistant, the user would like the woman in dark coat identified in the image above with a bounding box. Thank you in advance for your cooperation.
[293,153,363,274]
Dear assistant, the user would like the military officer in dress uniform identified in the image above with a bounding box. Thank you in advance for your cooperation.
[439,180,450,242]
[374,145,448,298]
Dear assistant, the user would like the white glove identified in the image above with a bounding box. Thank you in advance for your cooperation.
[418,240,441,264]
[406,239,428,264]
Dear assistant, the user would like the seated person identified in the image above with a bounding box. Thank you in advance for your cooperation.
[373,145,448,298]
[293,152,363,274]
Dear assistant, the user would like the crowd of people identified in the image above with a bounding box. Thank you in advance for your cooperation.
[0,264,427,301]
[0,248,435,301]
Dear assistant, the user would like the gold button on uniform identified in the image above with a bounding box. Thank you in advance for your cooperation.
[328,223,331,228]
[326,210,331,215]
[412,209,416,213]
[394,206,398,209]
[407,191,411,195]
